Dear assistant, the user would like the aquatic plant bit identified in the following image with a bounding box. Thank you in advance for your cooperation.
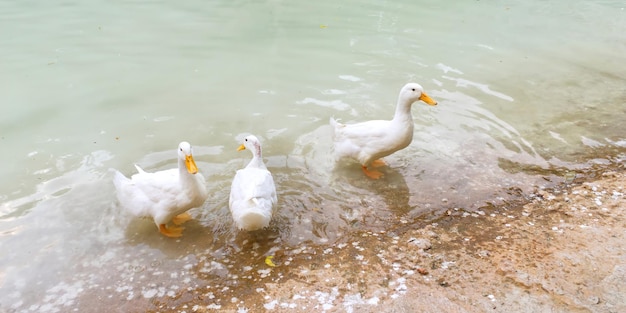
[265,256,276,267]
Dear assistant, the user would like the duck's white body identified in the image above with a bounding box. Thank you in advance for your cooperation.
[229,135,277,231]
[330,83,437,178]
[113,142,208,237]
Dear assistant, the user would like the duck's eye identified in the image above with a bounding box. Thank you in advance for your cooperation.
[245,138,248,141]
[180,148,183,151]
[412,88,416,91]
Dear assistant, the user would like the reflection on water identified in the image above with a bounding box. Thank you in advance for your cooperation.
[1,0,626,311]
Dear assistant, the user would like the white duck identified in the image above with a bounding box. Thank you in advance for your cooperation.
[229,135,277,231]
[330,83,437,179]
[113,141,208,238]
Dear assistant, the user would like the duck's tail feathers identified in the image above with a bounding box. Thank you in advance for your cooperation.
[233,199,273,231]
[112,170,146,216]
[329,116,340,127]
[237,210,271,231]
[112,170,130,190]
[329,117,342,138]
[134,164,147,174]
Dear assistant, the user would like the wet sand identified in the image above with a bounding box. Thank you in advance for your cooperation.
[138,165,626,312]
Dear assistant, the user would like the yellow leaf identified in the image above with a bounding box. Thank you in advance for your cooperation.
[265,256,276,267]
[320,24,328,29]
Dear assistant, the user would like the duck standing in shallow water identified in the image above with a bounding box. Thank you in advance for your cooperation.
[330,83,437,179]
[229,135,277,231]
[113,142,208,238]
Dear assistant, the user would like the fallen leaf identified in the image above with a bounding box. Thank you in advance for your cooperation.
[265,256,276,267]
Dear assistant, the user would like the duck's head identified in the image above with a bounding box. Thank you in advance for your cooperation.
[400,83,437,106]
[237,135,262,156]
[178,141,198,174]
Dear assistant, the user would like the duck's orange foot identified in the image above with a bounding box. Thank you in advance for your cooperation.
[159,224,184,238]
[371,159,387,168]
[172,212,192,225]
[362,165,384,179]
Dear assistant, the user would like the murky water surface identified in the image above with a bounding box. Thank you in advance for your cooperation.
[1,0,625,311]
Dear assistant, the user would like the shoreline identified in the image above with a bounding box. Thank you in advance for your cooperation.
[158,164,626,312]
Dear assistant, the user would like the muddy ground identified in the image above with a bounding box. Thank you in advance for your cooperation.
[140,167,626,313]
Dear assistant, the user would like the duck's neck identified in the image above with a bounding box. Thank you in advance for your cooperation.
[392,97,415,123]
[247,144,267,169]
[178,158,196,186]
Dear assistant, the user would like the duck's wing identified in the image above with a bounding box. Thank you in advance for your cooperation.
[337,120,390,140]
[128,169,182,203]
[332,119,393,157]
[230,168,276,208]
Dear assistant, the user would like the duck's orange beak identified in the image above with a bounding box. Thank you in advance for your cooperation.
[237,144,246,152]
[185,155,198,174]
[420,92,437,106]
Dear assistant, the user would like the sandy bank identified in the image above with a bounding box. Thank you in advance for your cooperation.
[176,169,626,313]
